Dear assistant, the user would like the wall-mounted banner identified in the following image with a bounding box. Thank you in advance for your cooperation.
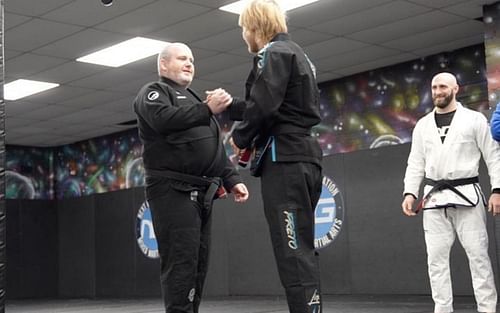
[136,201,159,259]
[314,175,344,249]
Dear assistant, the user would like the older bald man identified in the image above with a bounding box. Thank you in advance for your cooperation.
[402,72,500,313]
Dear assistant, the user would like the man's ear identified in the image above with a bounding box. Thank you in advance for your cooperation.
[159,58,168,74]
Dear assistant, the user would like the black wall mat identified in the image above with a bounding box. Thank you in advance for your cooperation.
[5,143,499,298]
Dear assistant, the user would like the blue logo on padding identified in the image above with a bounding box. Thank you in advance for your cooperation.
[136,201,159,259]
[314,176,344,249]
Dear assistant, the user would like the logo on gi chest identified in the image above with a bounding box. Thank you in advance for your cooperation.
[136,201,159,259]
[314,175,345,249]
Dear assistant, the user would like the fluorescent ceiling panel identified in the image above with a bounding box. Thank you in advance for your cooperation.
[220,0,320,14]
[76,37,169,67]
[5,79,59,100]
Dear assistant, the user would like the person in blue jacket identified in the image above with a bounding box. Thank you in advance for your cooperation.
[492,102,500,141]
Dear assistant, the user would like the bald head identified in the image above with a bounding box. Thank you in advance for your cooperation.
[157,42,194,88]
[431,72,459,112]
[431,72,458,88]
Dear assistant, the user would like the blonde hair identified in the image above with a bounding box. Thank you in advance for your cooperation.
[239,0,288,43]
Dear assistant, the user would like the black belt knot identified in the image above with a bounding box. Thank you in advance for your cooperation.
[416,176,479,213]
[145,168,222,210]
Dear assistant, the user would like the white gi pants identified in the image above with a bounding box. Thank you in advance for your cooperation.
[423,203,497,313]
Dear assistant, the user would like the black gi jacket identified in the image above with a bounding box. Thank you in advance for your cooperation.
[134,77,242,199]
[230,33,322,173]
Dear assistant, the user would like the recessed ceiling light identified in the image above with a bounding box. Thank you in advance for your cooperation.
[4,79,59,101]
[76,37,169,67]
[220,0,320,14]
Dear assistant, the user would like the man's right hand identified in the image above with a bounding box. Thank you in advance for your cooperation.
[402,194,417,216]
[205,88,232,114]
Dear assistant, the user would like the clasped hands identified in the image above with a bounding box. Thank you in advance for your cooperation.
[205,88,232,114]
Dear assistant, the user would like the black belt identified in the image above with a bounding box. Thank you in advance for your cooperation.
[145,168,222,210]
[272,124,311,135]
[417,176,479,212]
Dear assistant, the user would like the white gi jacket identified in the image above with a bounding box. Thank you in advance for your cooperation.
[404,102,500,208]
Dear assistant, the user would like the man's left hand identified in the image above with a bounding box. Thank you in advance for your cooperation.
[488,193,500,216]
[231,183,249,203]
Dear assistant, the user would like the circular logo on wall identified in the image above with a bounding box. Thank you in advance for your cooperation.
[136,201,159,259]
[314,175,345,249]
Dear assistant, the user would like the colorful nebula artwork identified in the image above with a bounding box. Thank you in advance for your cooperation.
[484,2,500,113]
[54,129,143,199]
[314,45,488,155]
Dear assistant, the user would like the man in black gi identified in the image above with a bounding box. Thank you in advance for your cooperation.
[227,1,323,312]
[133,42,249,313]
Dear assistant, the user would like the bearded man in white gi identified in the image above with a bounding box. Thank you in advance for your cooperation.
[402,72,500,313]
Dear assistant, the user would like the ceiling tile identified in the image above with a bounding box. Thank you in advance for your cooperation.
[6,101,49,117]
[412,34,484,57]
[105,75,157,94]
[198,63,251,84]
[17,104,78,121]
[348,10,466,44]
[152,10,239,43]
[98,97,137,113]
[191,28,245,52]
[5,0,74,16]
[6,53,68,78]
[287,0,393,27]
[68,68,152,90]
[50,109,115,125]
[95,0,210,35]
[93,111,136,125]
[382,20,484,51]
[6,18,83,52]
[60,90,123,109]
[5,12,31,30]
[308,0,432,36]
[405,0,466,9]
[6,117,39,130]
[288,29,334,47]
[25,86,97,105]
[34,28,129,59]
[178,0,234,8]
[443,1,488,18]
[41,0,157,27]
[30,61,108,84]
[315,46,403,72]
[304,37,369,60]
[194,53,249,77]
[5,49,23,60]
[334,52,418,76]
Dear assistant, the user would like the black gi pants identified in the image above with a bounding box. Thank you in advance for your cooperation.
[260,154,323,313]
[148,182,212,313]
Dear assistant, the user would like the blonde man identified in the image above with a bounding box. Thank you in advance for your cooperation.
[228,1,323,312]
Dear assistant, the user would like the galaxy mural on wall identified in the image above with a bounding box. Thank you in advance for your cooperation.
[314,44,488,155]
[6,146,54,200]
[484,2,500,112]
[54,128,143,199]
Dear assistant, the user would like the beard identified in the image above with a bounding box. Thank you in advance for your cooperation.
[433,92,453,109]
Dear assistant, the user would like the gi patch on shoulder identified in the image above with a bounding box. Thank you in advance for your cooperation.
[147,90,160,101]
[136,201,159,259]
[314,175,345,249]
